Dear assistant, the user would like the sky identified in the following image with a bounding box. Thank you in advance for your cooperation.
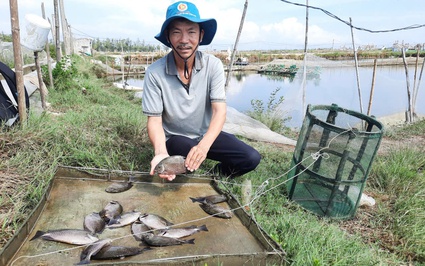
[1,0,425,51]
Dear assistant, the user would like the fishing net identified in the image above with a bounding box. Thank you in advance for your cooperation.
[286,103,383,219]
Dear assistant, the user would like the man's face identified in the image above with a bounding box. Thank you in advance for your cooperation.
[168,19,204,58]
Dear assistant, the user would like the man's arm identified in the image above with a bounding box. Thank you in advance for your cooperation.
[146,116,175,180]
[185,101,226,171]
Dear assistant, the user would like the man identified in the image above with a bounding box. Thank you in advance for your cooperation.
[142,1,260,181]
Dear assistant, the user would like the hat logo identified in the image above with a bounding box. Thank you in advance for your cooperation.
[177,3,188,12]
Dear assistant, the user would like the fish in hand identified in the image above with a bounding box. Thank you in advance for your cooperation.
[154,155,187,175]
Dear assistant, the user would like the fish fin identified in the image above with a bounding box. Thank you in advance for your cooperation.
[30,230,45,241]
[199,224,208,232]
[76,258,91,265]
[186,238,195,244]
[107,218,120,226]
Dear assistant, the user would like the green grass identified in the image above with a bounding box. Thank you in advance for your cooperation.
[1,55,424,265]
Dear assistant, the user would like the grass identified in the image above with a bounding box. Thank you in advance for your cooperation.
[1,54,424,265]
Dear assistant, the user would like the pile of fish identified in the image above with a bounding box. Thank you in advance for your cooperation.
[30,193,231,264]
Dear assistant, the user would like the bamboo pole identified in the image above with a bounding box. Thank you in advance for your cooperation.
[301,0,309,116]
[59,0,71,55]
[34,51,47,109]
[54,0,61,62]
[401,47,412,123]
[9,0,27,123]
[349,17,363,114]
[41,2,54,89]
[225,0,248,89]
[367,59,378,116]
[413,56,425,118]
[411,46,420,118]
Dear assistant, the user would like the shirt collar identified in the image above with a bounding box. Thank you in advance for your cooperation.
[166,51,203,76]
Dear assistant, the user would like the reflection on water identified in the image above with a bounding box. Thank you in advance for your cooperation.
[125,65,424,128]
[226,65,424,128]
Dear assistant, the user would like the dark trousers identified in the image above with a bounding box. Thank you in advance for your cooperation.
[166,131,261,177]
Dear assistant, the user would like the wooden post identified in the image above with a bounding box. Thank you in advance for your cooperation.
[41,2,54,89]
[225,0,248,89]
[9,0,27,123]
[367,59,378,116]
[350,17,363,114]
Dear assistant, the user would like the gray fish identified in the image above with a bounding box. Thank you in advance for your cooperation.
[99,200,123,225]
[190,194,228,204]
[30,229,99,245]
[154,155,187,175]
[139,213,174,230]
[142,232,195,247]
[78,238,112,265]
[106,211,141,229]
[199,201,233,219]
[91,245,152,260]
[105,181,133,193]
[83,212,106,234]
[158,224,208,239]
[131,221,151,241]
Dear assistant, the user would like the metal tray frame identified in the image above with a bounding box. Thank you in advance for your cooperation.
[1,166,286,265]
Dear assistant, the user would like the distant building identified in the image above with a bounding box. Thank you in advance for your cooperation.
[73,38,92,56]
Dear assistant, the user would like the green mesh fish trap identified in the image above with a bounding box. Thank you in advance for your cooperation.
[287,104,384,219]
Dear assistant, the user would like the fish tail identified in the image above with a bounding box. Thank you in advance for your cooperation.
[30,230,45,241]
[199,224,208,232]
[189,197,199,203]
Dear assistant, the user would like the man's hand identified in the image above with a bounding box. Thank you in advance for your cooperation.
[185,145,207,172]
[150,154,176,181]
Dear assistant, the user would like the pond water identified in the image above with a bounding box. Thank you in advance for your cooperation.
[125,64,424,128]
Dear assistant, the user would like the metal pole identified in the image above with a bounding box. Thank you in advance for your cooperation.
[9,0,27,123]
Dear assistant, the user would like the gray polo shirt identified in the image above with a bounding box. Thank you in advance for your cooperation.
[142,51,226,140]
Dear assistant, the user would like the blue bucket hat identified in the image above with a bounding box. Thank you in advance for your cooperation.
[155,1,217,47]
